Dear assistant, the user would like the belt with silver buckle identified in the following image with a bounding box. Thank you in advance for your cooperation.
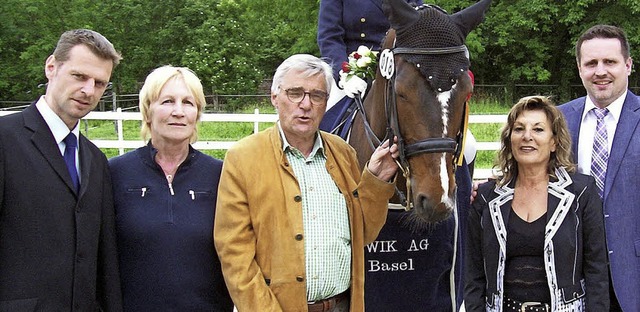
[520,301,550,312]
[504,296,550,312]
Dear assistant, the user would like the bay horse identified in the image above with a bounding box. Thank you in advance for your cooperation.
[349,0,491,223]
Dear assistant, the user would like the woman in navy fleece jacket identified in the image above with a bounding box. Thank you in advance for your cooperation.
[109,66,233,311]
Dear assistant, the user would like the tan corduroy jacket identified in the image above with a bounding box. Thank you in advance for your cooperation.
[214,126,394,311]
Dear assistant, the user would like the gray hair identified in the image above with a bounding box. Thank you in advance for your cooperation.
[271,54,333,94]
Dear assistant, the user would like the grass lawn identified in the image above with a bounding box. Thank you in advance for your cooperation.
[81,100,511,170]
[467,98,511,172]
[81,105,277,159]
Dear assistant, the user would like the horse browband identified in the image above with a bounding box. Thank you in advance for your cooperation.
[393,45,468,56]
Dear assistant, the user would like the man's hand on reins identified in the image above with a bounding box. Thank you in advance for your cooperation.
[367,136,399,182]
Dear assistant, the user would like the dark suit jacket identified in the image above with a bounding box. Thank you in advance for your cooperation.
[318,0,423,81]
[317,0,423,133]
[558,91,640,311]
[465,169,609,311]
[0,104,122,311]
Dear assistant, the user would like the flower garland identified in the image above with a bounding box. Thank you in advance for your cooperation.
[338,45,378,88]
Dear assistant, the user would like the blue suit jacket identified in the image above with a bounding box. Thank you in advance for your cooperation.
[558,90,640,311]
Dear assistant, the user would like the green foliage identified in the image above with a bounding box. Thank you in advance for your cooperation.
[0,0,59,99]
[183,0,319,99]
[97,0,210,93]
[183,1,259,96]
[3,0,640,109]
[0,0,318,103]
[465,0,640,102]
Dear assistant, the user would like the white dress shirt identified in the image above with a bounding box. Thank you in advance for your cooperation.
[35,96,81,179]
[576,93,624,175]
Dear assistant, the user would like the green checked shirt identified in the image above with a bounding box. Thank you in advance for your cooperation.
[278,124,351,302]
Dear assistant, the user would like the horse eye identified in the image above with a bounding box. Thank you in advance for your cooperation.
[396,92,409,101]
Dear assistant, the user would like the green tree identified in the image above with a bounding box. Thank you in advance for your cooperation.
[0,0,84,101]
[445,0,640,103]
[4,0,640,108]
[96,0,208,95]
[182,0,318,109]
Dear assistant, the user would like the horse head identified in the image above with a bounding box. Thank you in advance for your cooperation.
[352,0,490,223]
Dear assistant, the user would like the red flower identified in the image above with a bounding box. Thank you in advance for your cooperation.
[353,53,361,59]
[341,61,351,73]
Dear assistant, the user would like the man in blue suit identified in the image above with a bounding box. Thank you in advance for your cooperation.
[558,24,640,311]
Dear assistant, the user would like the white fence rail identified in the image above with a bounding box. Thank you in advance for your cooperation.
[0,109,505,179]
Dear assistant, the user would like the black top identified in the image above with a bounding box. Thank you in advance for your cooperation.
[504,208,550,303]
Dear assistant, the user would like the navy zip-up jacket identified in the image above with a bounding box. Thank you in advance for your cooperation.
[109,142,233,311]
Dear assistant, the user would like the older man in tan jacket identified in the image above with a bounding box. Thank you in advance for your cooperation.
[214,54,399,311]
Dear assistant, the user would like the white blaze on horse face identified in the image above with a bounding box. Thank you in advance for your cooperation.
[437,90,452,136]
[439,154,450,203]
[436,89,453,200]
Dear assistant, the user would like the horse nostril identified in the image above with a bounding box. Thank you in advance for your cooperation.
[414,194,454,223]
[416,194,432,210]
[415,194,435,219]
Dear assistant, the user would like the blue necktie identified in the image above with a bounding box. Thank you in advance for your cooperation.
[63,133,80,192]
[590,108,609,199]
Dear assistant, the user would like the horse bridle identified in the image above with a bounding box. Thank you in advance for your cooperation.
[355,44,468,210]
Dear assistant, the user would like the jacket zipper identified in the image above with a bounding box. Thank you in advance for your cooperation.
[166,174,175,195]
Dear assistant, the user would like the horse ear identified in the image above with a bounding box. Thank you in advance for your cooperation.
[451,0,492,37]
[383,0,420,33]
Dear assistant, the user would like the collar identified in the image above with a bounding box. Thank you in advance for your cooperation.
[490,167,574,244]
[500,167,567,190]
[35,96,80,144]
[143,140,197,169]
[276,121,326,158]
[582,92,625,124]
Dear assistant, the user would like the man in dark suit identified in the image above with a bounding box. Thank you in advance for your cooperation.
[558,24,640,311]
[0,29,123,311]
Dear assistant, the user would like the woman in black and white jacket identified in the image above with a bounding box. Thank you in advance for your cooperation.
[464,96,609,311]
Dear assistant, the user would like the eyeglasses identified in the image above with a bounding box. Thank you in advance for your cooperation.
[282,87,328,105]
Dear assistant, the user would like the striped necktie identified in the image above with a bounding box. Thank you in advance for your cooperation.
[590,108,609,199]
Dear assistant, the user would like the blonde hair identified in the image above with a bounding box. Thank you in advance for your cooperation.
[496,96,575,186]
[139,66,206,143]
